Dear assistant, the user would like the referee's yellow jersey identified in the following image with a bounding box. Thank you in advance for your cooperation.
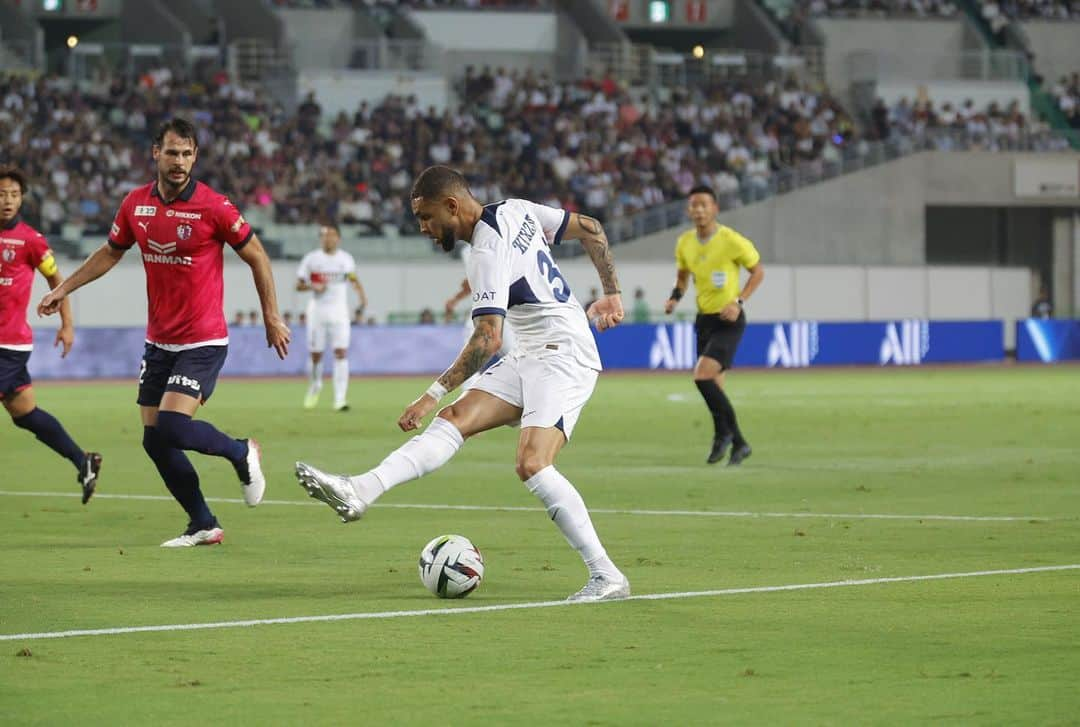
[675,226,761,314]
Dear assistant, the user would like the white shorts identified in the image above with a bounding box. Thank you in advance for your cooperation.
[307,317,351,353]
[468,351,598,440]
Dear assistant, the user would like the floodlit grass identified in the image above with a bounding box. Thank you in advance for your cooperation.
[1,367,1078,724]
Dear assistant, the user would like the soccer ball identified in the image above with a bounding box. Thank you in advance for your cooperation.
[418,534,484,599]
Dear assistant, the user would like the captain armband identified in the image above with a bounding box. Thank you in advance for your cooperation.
[37,253,58,277]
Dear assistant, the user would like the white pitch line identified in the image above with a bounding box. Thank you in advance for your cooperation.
[2,564,1077,642]
[0,490,1060,523]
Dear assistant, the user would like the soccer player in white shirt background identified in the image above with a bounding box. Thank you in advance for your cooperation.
[296,224,367,411]
[297,165,629,602]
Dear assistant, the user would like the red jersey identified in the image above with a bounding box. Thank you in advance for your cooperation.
[108,180,253,348]
[0,217,57,351]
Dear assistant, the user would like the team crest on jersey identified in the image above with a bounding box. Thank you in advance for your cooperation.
[176,224,193,240]
[135,206,157,217]
[1,248,14,263]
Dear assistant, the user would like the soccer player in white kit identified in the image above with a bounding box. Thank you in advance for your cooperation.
[297,165,630,602]
[296,224,367,411]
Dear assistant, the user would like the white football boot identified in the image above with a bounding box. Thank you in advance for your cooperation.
[295,461,368,522]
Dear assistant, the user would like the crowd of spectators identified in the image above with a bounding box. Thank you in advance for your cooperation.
[865,95,1065,149]
[0,59,1070,245]
[801,0,957,18]
[980,0,1080,20]
[0,65,858,237]
[1048,73,1080,128]
[452,67,857,218]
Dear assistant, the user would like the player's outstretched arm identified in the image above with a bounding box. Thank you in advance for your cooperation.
[563,213,624,331]
[398,314,503,431]
[43,269,75,358]
[235,234,290,359]
[444,277,470,320]
[37,243,125,318]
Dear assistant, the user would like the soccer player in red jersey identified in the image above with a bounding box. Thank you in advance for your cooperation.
[0,166,102,503]
[39,118,291,547]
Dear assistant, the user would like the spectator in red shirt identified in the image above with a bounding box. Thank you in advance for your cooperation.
[39,119,291,548]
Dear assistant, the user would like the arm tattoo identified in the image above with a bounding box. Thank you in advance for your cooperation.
[436,317,501,391]
[578,216,620,296]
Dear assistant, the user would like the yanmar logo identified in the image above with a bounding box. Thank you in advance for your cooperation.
[134,206,157,217]
[0,277,13,286]
[143,239,191,266]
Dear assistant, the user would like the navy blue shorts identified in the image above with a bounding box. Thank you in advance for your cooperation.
[137,344,228,407]
[0,348,32,399]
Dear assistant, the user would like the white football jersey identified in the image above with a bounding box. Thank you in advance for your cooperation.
[297,248,357,321]
[466,199,600,370]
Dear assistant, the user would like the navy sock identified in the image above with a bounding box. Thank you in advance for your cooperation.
[156,411,247,465]
[13,407,86,471]
[143,426,215,528]
[694,380,730,440]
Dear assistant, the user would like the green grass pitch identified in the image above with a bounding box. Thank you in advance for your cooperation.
[1,367,1078,725]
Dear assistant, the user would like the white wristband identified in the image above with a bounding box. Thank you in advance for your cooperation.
[425,381,448,402]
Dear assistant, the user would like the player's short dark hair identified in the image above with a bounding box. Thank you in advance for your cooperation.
[153,117,199,149]
[411,165,470,201]
[688,185,717,201]
[0,165,28,193]
[321,221,340,235]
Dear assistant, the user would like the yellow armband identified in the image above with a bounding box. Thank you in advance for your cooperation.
[37,253,58,277]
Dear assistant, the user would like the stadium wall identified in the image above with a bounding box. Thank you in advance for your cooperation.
[278,8,357,70]
[26,259,1030,348]
[296,70,449,116]
[1020,21,1080,85]
[814,19,978,93]
[616,151,1080,267]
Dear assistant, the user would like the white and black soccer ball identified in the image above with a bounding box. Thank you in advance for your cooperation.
[418,534,484,599]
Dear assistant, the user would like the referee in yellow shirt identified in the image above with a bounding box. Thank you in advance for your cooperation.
[665,186,764,465]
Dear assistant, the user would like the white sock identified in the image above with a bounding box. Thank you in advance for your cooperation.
[348,417,464,503]
[524,466,621,580]
[332,357,349,407]
[306,358,323,393]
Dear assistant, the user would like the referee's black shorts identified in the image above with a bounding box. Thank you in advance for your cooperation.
[695,311,746,371]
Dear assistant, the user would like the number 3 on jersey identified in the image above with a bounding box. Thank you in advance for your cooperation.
[537,250,571,303]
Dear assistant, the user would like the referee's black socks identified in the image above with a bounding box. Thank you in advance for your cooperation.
[694,379,747,448]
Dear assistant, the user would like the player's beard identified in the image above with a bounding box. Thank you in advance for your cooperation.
[438,228,456,252]
[161,170,189,193]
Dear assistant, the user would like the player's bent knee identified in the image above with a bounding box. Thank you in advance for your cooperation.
[515,454,552,481]
[155,411,192,448]
[436,403,463,427]
[142,425,162,455]
[333,349,347,359]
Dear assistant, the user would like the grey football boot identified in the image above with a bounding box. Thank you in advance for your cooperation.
[295,461,368,522]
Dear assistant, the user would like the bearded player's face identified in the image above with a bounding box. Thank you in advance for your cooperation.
[411,195,459,253]
[153,131,198,192]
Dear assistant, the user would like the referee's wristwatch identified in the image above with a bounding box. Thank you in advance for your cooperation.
[736,297,745,308]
